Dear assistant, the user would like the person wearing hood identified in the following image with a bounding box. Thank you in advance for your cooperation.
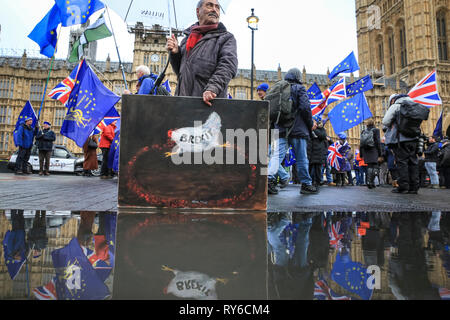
[166,0,238,107]
[14,117,37,175]
[382,94,420,194]
[285,68,318,195]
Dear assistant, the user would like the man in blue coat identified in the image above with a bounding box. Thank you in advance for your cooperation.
[15,117,37,175]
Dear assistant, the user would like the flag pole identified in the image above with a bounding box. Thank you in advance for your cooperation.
[105,5,128,90]
[124,0,134,22]
[37,25,62,122]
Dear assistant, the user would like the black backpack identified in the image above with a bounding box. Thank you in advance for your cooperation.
[396,100,430,138]
[360,128,375,148]
[264,80,296,128]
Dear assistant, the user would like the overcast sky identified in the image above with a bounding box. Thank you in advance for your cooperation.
[0,0,358,75]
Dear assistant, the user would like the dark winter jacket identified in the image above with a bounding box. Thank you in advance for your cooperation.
[424,142,439,163]
[16,123,36,149]
[439,143,450,167]
[284,72,313,140]
[35,128,56,151]
[307,127,327,164]
[360,125,381,165]
[169,22,238,98]
[382,97,420,145]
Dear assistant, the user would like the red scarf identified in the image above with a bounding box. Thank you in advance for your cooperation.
[186,24,219,54]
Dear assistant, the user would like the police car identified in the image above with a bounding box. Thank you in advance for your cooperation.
[7,145,102,176]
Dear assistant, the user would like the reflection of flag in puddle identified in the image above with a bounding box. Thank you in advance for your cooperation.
[162,265,228,300]
[314,277,353,300]
[440,288,450,300]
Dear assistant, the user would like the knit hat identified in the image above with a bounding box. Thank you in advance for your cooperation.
[338,132,347,140]
[44,121,51,126]
[257,83,269,92]
[25,117,33,122]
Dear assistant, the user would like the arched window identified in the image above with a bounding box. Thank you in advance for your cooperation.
[376,35,384,71]
[399,23,408,68]
[437,10,448,61]
[387,29,396,74]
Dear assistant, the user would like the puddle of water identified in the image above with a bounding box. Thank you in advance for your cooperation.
[0,210,448,301]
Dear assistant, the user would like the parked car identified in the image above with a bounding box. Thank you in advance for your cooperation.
[7,145,102,176]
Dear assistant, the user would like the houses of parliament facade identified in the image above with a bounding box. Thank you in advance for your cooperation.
[0,0,449,160]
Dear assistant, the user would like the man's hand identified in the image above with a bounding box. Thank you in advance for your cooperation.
[312,121,318,131]
[167,34,179,54]
[123,89,131,95]
[203,91,217,107]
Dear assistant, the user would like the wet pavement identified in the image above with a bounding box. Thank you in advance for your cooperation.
[0,210,449,300]
[0,173,449,212]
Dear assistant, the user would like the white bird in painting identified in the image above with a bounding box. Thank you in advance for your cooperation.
[165,112,229,157]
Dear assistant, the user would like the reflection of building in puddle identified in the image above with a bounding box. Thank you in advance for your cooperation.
[0,210,116,300]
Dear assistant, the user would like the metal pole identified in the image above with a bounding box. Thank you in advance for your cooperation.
[250,29,254,100]
[105,5,129,90]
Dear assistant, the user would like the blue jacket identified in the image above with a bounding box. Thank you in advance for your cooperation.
[16,123,36,149]
[284,72,313,139]
[36,128,56,151]
[137,75,156,95]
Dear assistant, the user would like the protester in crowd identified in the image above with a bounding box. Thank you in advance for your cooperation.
[285,68,318,195]
[167,0,238,107]
[99,121,116,179]
[383,94,426,194]
[378,136,389,185]
[356,149,367,186]
[438,139,450,189]
[333,133,352,187]
[345,151,355,186]
[322,136,335,186]
[360,119,382,189]
[383,142,399,188]
[82,134,99,177]
[354,150,362,186]
[27,210,48,259]
[123,65,156,95]
[35,121,56,176]
[257,83,269,100]
[14,117,36,175]
[423,135,441,189]
[308,119,327,187]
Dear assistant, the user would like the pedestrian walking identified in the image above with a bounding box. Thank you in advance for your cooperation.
[423,135,441,189]
[35,121,56,176]
[167,0,238,106]
[83,135,99,177]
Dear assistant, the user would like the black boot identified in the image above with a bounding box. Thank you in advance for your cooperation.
[367,168,376,189]
[268,179,279,195]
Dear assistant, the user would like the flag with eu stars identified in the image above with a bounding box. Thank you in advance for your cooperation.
[328,93,373,134]
[61,60,121,148]
[433,111,443,140]
[346,75,374,97]
[52,238,110,300]
[331,252,373,300]
[13,101,38,147]
[329,51,360,81]
[55,0,105,27]
[28,4,61,58]
[2,230,27,280]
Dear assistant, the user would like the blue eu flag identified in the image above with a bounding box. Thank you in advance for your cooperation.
[433,111,443,140]
[13,101,38,147]
[52,238,110,300]
[2,230,27,280]
[55,0,105,27]
[307,83,323,100]
[331,252,373,300]
[28,5,61,58]
[328,93,373,134]
[329,51,360,81]
[346,75,374,97]
[61,60,121,148]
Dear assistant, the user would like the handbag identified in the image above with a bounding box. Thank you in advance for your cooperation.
[88,138,98,149]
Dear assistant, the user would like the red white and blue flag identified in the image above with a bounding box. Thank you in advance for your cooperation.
[329,221,344,249]
[314,277,353,300]
[439,288,450,300]
[408,70,442,107]
[326,77,347,106]
[48,60,85,106]
[33,279,57,300]
[93,107,120,135]
[327,141,349,171]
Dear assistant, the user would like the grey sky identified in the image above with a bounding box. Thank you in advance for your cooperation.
[0,0,358,75]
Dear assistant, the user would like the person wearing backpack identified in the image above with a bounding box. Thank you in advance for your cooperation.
[382,94,430,194]
[438,139,450,189]
[281,68,317,195]
[360,119,382,189]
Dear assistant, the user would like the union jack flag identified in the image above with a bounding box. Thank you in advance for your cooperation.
[326,77,347,106]
[327,141,348,171]
[329,221,344,249]
[314,277,352,300]
[48,60,85,106]
[93,107,120,135]
[439,288,450,300]
[408,70,442,107]
[33,278,57,300]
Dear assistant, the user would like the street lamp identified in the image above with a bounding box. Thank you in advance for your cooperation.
[247,8,259,100]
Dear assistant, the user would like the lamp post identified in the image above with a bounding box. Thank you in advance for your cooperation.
[247,8,259,100]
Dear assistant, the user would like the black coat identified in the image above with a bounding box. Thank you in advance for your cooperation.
[35,129,56,151]
[360,126,381,165]
[308,127,327,164]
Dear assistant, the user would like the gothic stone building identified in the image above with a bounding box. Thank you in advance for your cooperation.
[356,0,450,138]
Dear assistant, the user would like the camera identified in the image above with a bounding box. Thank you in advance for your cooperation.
[416,134,427,156]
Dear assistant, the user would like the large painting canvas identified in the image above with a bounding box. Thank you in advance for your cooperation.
[118,96,269,210]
